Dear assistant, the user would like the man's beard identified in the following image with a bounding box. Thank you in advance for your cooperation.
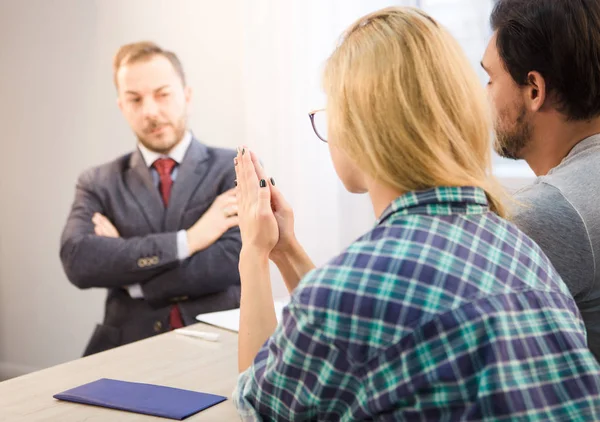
[494,105,532,160]
[137,114,187,154]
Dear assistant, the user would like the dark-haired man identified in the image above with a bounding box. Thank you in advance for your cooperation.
[482,0,600,360]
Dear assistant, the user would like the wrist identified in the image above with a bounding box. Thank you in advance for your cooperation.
[239,246,271,268]
[186,228,200,255]
[270,236,301,265]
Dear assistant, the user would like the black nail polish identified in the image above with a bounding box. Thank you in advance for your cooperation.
[270,177,276,186]
[234,180,238,187]
[242,148,246,155]
[260,179,266,188]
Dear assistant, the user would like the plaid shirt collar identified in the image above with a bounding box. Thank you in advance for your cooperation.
[377,186,490,225]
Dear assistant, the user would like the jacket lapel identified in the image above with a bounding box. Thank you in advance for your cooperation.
[164,138,210,231]
[124,149,165,232]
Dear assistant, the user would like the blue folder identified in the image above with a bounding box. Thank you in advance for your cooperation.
[53,378,227,420]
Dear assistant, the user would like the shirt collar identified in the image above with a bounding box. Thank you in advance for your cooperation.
[137,131,193,168]
[564,133,600,161]
[376,186,490,225]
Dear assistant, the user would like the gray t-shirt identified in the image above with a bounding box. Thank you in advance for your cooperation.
[513,135,600,360]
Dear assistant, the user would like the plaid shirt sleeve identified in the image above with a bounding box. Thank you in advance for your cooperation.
[233,286,357,421]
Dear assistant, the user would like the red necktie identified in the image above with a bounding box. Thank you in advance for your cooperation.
[152,158,184,329]
[152,158,177,207]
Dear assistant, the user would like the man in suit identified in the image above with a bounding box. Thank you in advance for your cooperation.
[60,41,241,356]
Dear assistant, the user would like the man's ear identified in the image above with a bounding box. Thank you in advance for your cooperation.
[525,71,547,112]
[184,85,193,106]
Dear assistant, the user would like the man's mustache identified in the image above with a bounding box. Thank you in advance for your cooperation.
[144,120,169,133]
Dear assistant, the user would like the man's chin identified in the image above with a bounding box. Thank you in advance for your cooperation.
[494,143,522,160]
[493,131,526,160]
[139,136,179,154]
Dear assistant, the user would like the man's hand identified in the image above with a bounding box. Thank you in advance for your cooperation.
[92,213,120,238]
[186,188,239,255]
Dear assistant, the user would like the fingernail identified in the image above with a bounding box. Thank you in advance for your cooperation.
[270,177,276,186]
[234,180,238,187]
[260,179,266,188]
[234,157,238,166]
[242,148,246,156]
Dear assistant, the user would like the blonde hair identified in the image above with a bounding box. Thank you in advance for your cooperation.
[323,7,507,217]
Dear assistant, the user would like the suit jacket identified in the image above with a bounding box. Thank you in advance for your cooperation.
[60,138,241,356]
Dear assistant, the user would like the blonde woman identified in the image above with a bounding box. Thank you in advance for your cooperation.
[232,7,600,421]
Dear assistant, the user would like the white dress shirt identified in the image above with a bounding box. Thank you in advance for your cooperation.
[127,131,192,299]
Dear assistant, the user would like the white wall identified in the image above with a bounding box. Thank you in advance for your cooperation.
[0,0,244,379]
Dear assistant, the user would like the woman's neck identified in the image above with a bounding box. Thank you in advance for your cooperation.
[366,179,404,218]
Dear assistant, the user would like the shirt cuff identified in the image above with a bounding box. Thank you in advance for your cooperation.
[233,368,261,420]
[177,230,190,260]
[127,284,144,299]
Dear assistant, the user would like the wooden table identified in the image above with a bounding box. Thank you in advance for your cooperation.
[0,324,240,421]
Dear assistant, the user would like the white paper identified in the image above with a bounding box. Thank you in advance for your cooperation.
[195,299,289,332]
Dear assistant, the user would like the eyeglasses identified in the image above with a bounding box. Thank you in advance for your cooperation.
[308,109,327,143]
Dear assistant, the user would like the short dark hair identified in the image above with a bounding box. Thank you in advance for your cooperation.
[113,41,186,89]
[491,0,600,120]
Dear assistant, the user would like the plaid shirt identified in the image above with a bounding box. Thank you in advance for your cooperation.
[234,186,600,421]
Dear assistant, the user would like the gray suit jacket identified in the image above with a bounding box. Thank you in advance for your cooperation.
[60,138,241,356]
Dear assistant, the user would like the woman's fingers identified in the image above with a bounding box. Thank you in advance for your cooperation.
[234,153,242,196]
[239,146,260,204]
[250,150,269,183]
[246,150,273,219]
[269,177,286,211]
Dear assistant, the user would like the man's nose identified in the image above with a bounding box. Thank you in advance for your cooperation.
[141,98,159,118]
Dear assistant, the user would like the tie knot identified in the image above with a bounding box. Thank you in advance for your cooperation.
[152,158,177,177]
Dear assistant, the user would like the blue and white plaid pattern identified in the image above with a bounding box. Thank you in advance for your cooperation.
[234,187,600,421]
